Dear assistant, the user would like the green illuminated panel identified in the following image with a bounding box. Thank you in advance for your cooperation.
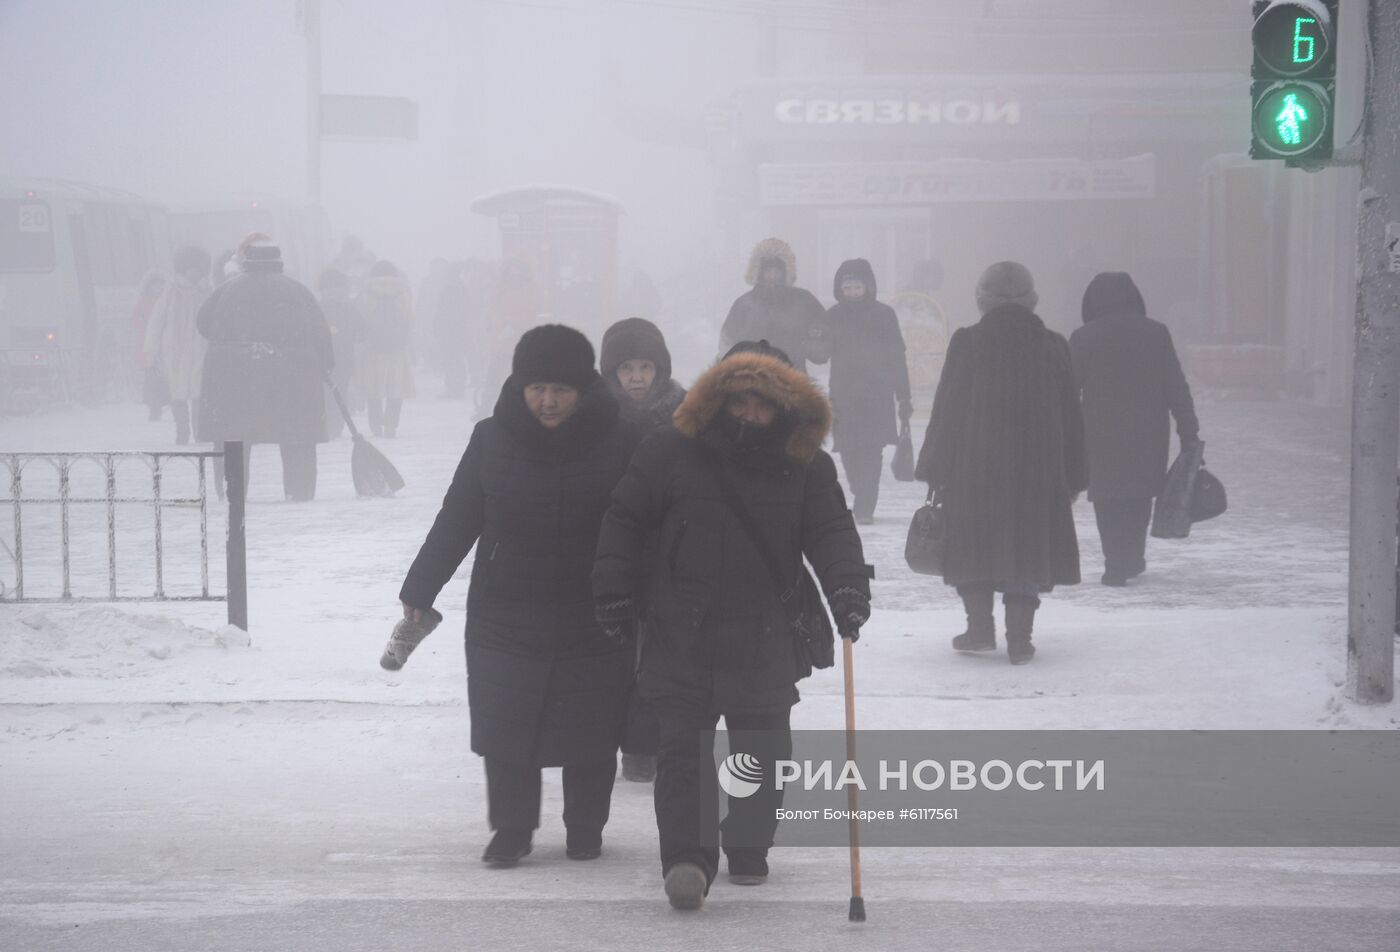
[1252,82,1328,156]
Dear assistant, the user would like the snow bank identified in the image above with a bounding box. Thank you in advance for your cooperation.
[0,605,250,681]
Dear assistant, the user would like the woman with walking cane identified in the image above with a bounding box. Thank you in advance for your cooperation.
[593,339,872,911]
[398,324,640,867]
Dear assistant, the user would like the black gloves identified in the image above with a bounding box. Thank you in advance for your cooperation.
[897,398,913,423]
[829,587,871,642]
[594,594,638,645]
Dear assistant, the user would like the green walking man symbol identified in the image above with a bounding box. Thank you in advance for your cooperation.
[1276,93,1308,146]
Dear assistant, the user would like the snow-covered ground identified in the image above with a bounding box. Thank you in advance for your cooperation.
[2,386,1398,951]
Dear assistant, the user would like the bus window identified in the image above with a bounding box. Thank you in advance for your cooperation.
[1,199,56,272]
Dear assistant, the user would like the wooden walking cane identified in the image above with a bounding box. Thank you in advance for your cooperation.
[842,633,866,922]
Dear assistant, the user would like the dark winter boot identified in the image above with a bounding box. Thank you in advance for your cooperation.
[664,862,709,910]
[952,585,996,652]
[482,828,533,867]
[725,849,769,885]
[565,829,602,861]
[1004,598,1038,666]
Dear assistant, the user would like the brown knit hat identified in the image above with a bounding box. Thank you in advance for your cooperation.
[599,317,672,386]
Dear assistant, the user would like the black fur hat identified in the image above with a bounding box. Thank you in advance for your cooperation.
[512,324,599,390]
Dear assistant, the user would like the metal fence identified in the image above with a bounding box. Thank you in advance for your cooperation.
[0,442,247,629]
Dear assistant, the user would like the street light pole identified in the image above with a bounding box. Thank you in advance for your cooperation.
[304,0,322,206]
[1347,0,1399,704]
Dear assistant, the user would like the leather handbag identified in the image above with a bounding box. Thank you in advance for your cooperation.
[904,488,946,575]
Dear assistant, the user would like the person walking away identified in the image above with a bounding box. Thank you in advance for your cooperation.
[1070,272,1200,586]
[718,238,828,374]
[131,269,169,419]
[359,261,416,438]
[593,340,872,910]
[816,258,913,525]
[399,325,640,867]
[196,240,333,502]
[598,317,690,785]
[317,269,365,439]
[914,262,1087,665]
[144,246,212,445]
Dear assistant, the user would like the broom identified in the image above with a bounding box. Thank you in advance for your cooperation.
[324,375,405,497]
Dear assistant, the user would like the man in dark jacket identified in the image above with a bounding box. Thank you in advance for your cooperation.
[197,240,333,501]
[400,324,639,867]
[718,238,828,374]
[593,341,871,911]
[815,258,913,524]
[1070,272,1200,586]
[915,262,1088,665]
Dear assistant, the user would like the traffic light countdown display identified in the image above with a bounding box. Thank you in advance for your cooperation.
[1250,0,1336,162]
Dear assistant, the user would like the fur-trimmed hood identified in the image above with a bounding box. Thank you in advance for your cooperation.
[744,237,798,287]
[673,352,831,463]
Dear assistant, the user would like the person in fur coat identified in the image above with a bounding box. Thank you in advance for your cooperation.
[593,340,871,910]
[914,262,1088,665]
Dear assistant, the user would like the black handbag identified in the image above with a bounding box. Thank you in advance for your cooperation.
[1190,466,1227,522]
[1152,440,1225,539]
[701,453,836,675]
[904,488,946,575]
[891,419,915,482]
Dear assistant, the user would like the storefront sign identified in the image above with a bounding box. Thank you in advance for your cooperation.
[759,156,1156,206]
[774,98,1021,127]
[739,76,1241,144]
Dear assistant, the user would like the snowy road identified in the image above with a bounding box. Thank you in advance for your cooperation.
[2,390,1398,950]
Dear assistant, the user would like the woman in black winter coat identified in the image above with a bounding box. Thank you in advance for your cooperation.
[593,341,872,911]
[1070,272,1200,586]
[915,262,1087,665]
[399,324,639,867]
[598,317,689,785]
[816,258,913,524]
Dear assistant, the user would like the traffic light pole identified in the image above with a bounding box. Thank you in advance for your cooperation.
[1347,0,1400,703]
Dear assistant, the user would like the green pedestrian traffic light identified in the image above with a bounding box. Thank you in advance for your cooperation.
[1252,82,1329,157]
[1250,0,1336,163]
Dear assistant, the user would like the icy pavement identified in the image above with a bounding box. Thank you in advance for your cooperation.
[2,388,1398,950]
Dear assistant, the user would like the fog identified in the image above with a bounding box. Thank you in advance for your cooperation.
[10,0,1357,379]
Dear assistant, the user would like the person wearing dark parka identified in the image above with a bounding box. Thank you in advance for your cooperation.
[814,258,913,524]
[914,262,1088,665]
[196,238,333,501]
[593,340,872,911]
[1070,272,1200,586]
[398,324,640,868]
[598,316,690,786]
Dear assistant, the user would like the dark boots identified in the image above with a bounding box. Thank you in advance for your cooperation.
[482,828,533,867]
[952,585,996,651]
[1005,597,1038,665]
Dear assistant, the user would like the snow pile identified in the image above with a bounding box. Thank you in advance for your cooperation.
[0,605,250,681]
